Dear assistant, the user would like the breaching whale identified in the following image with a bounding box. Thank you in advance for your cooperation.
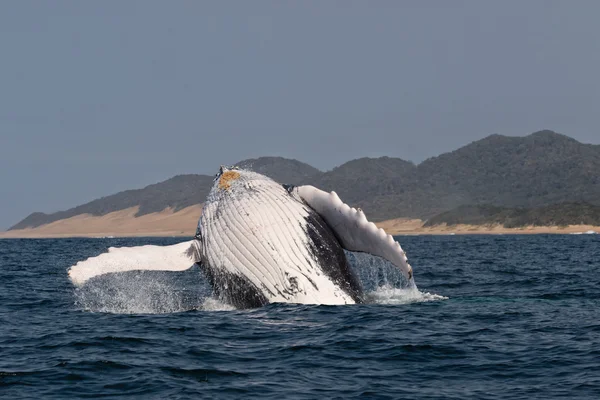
[69,167,414,308]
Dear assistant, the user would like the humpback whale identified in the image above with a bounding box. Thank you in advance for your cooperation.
[69,167,414,308]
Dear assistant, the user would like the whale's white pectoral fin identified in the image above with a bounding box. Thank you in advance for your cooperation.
[296,185,413,281]
[68,240,202,287]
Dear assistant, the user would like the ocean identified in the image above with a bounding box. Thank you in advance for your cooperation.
[1,235,599,399]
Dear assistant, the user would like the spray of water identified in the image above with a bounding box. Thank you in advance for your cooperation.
[346,251,447,305]
[73,269,211,314]
[73,252,445,314]
[365,285,448,305]
[200,298,236,312]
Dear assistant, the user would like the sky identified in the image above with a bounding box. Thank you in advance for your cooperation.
[1,1,599,229]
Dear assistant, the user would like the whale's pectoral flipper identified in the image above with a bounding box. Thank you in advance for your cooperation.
[295,185,413,281]
[68,240,202,286]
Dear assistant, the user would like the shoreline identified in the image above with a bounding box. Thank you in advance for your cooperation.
[1,216,598,239]
[377,218,600,236]
[0,205,203,239]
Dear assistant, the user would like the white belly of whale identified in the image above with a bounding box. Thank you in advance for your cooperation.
[200,178,355,305]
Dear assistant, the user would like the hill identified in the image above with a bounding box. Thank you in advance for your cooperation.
[300,157,423,221]
[235,156,322,184]
[299,130,600,221]
[10,175,215,230]
[10,158,322,230]
[417,130,600,209]
[9,130,600,230]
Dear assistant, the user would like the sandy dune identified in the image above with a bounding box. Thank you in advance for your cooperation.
[0,205,202,238]
[1,207,598,238]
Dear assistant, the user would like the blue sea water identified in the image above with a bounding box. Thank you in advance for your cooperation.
[1,235,599,399]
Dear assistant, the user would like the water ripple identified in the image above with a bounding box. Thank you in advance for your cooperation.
[1,236,600,398]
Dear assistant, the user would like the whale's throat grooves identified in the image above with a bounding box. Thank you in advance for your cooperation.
[198,171,359,306]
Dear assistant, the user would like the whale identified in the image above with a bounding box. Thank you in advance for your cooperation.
[69,167,414,308]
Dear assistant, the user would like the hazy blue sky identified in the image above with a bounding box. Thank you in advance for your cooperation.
[1,1,599,229]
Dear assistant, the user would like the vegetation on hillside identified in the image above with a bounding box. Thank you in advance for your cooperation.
[10,130,600,229]
[424,203,600,228]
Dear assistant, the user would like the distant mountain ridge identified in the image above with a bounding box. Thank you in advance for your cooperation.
[10,130,600,230]
[10,157,322,230]
[12,174,215,230]
[235,157,322,184]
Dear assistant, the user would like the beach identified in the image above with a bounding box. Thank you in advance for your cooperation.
[1,207,598,238]
[0,205,202,238]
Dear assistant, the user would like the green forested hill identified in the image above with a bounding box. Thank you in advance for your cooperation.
[10,130,600,229]
[424,203,600,228]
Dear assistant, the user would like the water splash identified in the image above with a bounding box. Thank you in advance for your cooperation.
[73,251,445,313]
[200,298,236,312]
[73,270,209,314]
[346,251,447,305]
[366,285,448,305]
[346,251,413,290]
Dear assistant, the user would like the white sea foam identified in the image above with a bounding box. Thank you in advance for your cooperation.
[570,230,597,235]
[366,285,448,305]
[75,283,446,314]
[200,298,236,312]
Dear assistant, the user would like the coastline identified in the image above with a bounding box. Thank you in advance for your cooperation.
[379,218,600,236]
[1,212,598,239]
[0,205,202,239]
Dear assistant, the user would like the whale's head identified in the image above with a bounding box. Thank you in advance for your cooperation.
[197,165,305,246]
[207,166,279,203]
